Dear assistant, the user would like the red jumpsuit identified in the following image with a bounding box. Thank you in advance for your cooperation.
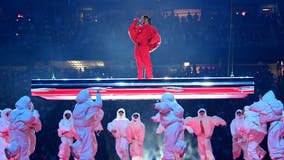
[128,19,161,79]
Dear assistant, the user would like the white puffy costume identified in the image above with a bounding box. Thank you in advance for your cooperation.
[152,99,187,160]
[152,93,184,135]
[92,107,104,133]
[5,96,36,160]
[0,108,12,160]
[184,108,226,160]
[71,89,102,160]
[107,108,130,160]
[249,90,284,160]
[58,110,77,160]
[126,113,145,160]
[230,109,248,160]
[91,102,104,157]
[268,116,284,160]
[27,103,42,156]
[243,105,267,160]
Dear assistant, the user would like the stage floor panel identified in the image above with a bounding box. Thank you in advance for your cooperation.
[31,77,254,100]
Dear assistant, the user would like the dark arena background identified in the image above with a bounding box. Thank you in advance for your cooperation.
[0,0,284,159]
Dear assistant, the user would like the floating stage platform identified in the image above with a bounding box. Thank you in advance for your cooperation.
[31,77,254,100]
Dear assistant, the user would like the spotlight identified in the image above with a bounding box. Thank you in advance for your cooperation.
[17,13,24,18]
[262,8,271,12]
[184,62,190,67]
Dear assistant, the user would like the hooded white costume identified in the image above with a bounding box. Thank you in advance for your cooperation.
[126,113,145,160]
[0,108,12,160]
[152,93,184,135]
[249,91,284,160]
[230,109,248,160]
[27,103,41,156]
[107,108,130,160]
[91,102,104,157]
[92,107,104,133]
[5,96,36,160]
[184,108,226,160]
[71,89,102,160]
[242,105,267,160]
[58,110,77,160]
[153,100,187,160]
[268,120,284,160]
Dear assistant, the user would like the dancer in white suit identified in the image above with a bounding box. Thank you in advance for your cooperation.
[127,113,145,160]
[58,110,77,160]
[71,89,102,160]
[230,109,248,160]
[184,108,226,160]
[5,96,36,160]
[107,108,130,160]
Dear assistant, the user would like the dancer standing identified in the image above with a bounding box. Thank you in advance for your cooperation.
[92,104,104,157]
[5,96,36,160]
[58,110,77,160]
[249,90,284,159]
[152,101,188,160]
[151,92,187,159]
[127,113,145,160]
[184,108,226,160]
[27,103,42,156]
[242,104,267,160]
[128,15,161,79]
[107,108,130,160]
[71,89,102,160]
[230,109,248,160]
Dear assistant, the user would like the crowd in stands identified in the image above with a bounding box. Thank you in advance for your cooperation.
[0,5,283,64]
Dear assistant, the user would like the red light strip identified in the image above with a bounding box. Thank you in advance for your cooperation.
[31,86,254,100]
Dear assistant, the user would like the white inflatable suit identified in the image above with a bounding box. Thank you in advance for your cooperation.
[107,108,130,160]
[230,109,248,160]
[58,110,77,160]
[92,103,104,157]
[243,105,267,160]
[5,96,35,160]
[126,113,145,160]
[268,120,284,160]
[0,108,12,160]
[27,103,42,156]
[71,89,102,160]
[250,90,284,160]
[250,91,283,124]
[92,107,104,133]
[184,108,226,160]
[152,93,185,135]
[152,101,187,160]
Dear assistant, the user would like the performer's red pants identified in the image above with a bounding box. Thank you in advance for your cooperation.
[135,45,153,79]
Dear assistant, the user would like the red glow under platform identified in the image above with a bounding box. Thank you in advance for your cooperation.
[31,77,254,100]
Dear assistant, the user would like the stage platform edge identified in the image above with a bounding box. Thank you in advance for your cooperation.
[31,77,254,100]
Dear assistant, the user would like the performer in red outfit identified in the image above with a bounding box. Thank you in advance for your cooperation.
[128,16,161,79]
